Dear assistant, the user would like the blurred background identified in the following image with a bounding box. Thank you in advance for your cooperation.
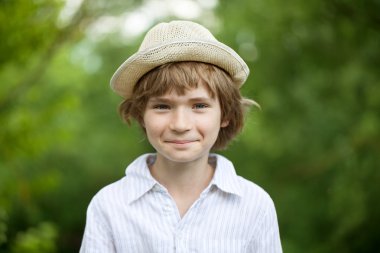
[0,0,379,252]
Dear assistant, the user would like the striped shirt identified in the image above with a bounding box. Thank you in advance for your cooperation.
[80,153,282,253]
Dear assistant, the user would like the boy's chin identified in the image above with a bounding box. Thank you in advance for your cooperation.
[157,151,210,164]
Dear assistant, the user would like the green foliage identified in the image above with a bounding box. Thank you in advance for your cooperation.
[11,222,57,253]
[0,209,6,246]
[0,0,379,252]
[0,0,61,66]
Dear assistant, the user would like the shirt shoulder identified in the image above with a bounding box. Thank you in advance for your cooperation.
[90,153,156,206]
[89,177,127,207]
[213,154,275,208]
[236,175,275,208]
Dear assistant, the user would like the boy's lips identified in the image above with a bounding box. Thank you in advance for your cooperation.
[165,140,197,144]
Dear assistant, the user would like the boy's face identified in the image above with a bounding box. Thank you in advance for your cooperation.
[143,84,228,164]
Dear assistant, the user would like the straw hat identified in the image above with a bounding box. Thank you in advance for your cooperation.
[110,20,249,98]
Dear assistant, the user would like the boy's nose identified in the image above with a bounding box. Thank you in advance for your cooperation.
[169,109,192,132]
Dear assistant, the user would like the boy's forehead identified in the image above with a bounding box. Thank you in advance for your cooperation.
[149,85,216,100]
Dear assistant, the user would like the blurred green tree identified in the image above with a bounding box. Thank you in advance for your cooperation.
[11,222,57,253]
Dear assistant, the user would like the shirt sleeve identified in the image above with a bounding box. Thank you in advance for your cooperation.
[80,196,116,253]
[247,197,283,253]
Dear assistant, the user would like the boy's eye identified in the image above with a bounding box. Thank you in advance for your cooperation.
[153,104,170,110]
[193,103,208,109]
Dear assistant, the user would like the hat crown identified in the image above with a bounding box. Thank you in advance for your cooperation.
[111,20,249,99]
[139,21,217,51]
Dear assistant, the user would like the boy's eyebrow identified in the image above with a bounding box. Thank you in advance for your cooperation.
[147,97,171,103]
[148,96,214,103]
[188,97,214,103]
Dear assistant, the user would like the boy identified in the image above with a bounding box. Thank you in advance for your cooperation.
[80,20,282,252]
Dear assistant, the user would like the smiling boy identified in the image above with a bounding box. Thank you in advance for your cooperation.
[80,20,282,252]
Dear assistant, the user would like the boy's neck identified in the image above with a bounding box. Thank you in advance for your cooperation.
[148,153,215,196]
[148,153,215,218]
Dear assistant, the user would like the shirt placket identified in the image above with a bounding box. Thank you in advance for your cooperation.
[152,184,181,252]
[152,183,215,253]
[173,186,215,253]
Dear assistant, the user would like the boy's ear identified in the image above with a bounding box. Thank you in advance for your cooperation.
[221,120,229,128]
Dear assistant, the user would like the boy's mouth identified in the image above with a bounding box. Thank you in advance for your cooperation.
[165,140,197,144]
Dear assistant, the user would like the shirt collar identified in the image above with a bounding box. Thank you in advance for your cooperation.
[210,154,243,197]
[123,153,243,204]
[124,153,158,204]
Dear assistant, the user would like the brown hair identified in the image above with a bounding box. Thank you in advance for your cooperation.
[119,61,256,150]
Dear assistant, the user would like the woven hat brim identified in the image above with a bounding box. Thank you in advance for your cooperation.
[110,40,249,99]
